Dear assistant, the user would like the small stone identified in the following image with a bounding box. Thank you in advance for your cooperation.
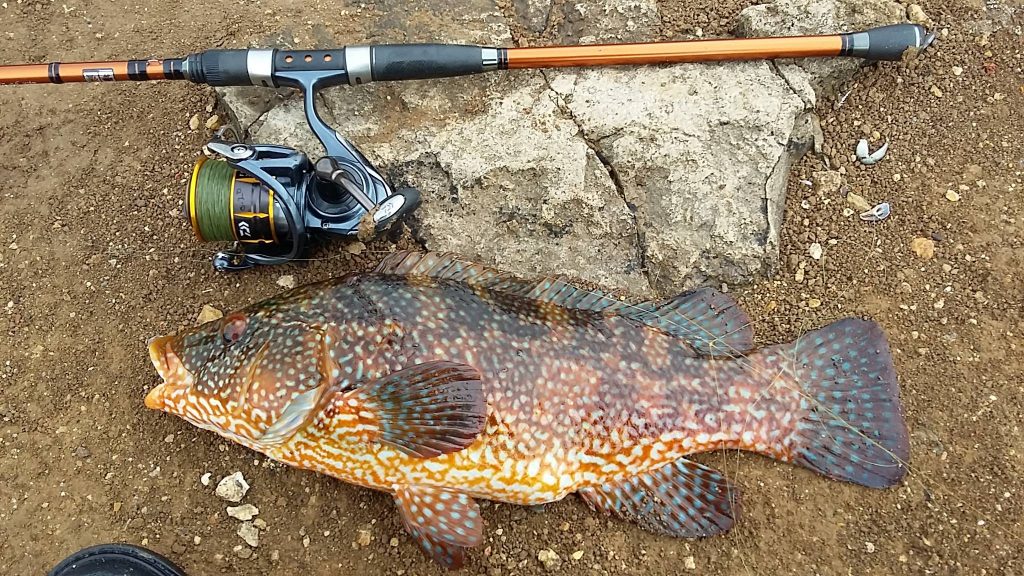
[945,190,961,202]
[238,521,260,547]
[172,543,187,555]
[356,529,373,547]
[276,275,296,290]
[942,263,952,273]
[808,298,822,309]
[931,230,946,242]
[233,545,253,559]
[227,504,259,521]
[345,241,366,255]
[571,550,584,561]
[74,446,91,459]
[271,550,280,562]
[390,537,400,547]
[538,549,561,571]
[205,115,222,130]
[812,171,843,195]
[194,536,202,545]
[795,266,805,283]
[200,472,212,486]
[892,173,902,182]
[195,305,223,325]
[908,4,929,24]
[952,66,963,76]
[164,434,175,443]
[215,472,250,503]
[865,542,876,553]
[113,502,122,513]
[302,535,311,548]
[684,556,697,570]
[808,242,823,261]
[930,85,943,98]
[253,518,267,530]
[189,114,201,131]
[846,192,872,212]
[910,237,936,260]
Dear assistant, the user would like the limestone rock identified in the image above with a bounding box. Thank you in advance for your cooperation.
[219,0,911,296]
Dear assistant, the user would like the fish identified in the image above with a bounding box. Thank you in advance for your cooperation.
[144,250,910,569]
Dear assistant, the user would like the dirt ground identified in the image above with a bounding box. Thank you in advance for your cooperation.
[1,0,1022,575]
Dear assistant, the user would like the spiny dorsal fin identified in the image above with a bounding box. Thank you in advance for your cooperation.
[374,251,753,355]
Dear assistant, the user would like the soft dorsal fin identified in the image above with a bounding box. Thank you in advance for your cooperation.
[374,251,754,356]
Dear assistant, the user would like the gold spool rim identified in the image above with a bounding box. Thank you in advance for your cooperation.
[188,157,207,242]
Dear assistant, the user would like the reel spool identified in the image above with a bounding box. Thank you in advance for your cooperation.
[184,124,419,272]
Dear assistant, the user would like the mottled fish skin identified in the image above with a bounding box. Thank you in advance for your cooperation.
[146,251,910,568]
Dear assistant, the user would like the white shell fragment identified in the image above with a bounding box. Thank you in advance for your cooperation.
[215,472,250,503]
[860,202,891,222]
[856,139,889,165]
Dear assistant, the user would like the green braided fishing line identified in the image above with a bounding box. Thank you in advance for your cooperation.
[194,159,236,242]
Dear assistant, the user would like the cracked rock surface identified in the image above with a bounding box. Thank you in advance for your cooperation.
[218,0,905,295]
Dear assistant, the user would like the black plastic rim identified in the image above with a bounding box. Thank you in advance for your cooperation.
[48,543,187,576]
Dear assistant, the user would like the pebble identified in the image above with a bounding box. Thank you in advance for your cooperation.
[233,545,252,559]
[684,556,697,570]
[172,543,187,555]
[226,504,259,521]
[930,85,944,98]
[253,518,267,530]
[277,275,296,290]
[113,502,122,512]
[205,115,222,130]
[537,549,561,571]
[194,536,202,545]
[931,230,946,242]
[808,242,823,261]
[846,192,872,212]
[200,472,212,486]
[74,446,91,459]
[945,190,961,202]
[302,535,311,548]
[195,304,223,325]
[188,114,201,131]
[164,434,175,443]
[866,542,876,553]
[390,537,400,547]
[271,550,280,562]
[808,298,822,309]
[812,170,843,195]
[908,4,929,24]
[356,529,372,547]
[345,241,366,255]
[952,66,963,76]
[238,521,260,547]
[911,237,936,260]
[571,550,584,561]
[215,472,250,503]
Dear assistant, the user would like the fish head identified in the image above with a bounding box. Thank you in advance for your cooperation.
[145,298,336,444]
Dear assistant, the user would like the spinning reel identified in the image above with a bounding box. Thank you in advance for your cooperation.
[186,94,419,272]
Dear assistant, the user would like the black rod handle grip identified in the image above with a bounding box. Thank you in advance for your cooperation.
[369,44,486,81]
[841,24,930,61]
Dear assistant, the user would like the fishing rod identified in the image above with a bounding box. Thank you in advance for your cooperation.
[0,23,931,272]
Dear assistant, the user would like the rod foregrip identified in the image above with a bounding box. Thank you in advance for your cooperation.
[364,44,489,82]
[841,23,929,61]
[186,50,251,86]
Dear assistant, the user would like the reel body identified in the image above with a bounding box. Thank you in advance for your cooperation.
[185,68,419,271]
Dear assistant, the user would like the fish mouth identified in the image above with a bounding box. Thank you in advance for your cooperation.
[145,335,185,410]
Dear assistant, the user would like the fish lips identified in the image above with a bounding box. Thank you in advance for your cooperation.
[145,335,188,410]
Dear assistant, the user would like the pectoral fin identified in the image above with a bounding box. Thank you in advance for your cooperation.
[578,458,739,538]
[394,484,483,569]
[355,361,487,458]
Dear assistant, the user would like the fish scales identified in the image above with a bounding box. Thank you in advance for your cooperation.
[146,251,910,569]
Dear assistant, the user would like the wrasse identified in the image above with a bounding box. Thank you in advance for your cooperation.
[145,251,910,569]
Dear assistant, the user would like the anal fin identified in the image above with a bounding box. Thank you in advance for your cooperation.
[394,484,483,569]
[578,458,739,538]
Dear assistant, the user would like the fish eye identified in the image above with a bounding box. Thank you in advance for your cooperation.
[221,314,248,344]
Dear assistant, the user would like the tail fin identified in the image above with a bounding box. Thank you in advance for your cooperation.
[775,318,910,488]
